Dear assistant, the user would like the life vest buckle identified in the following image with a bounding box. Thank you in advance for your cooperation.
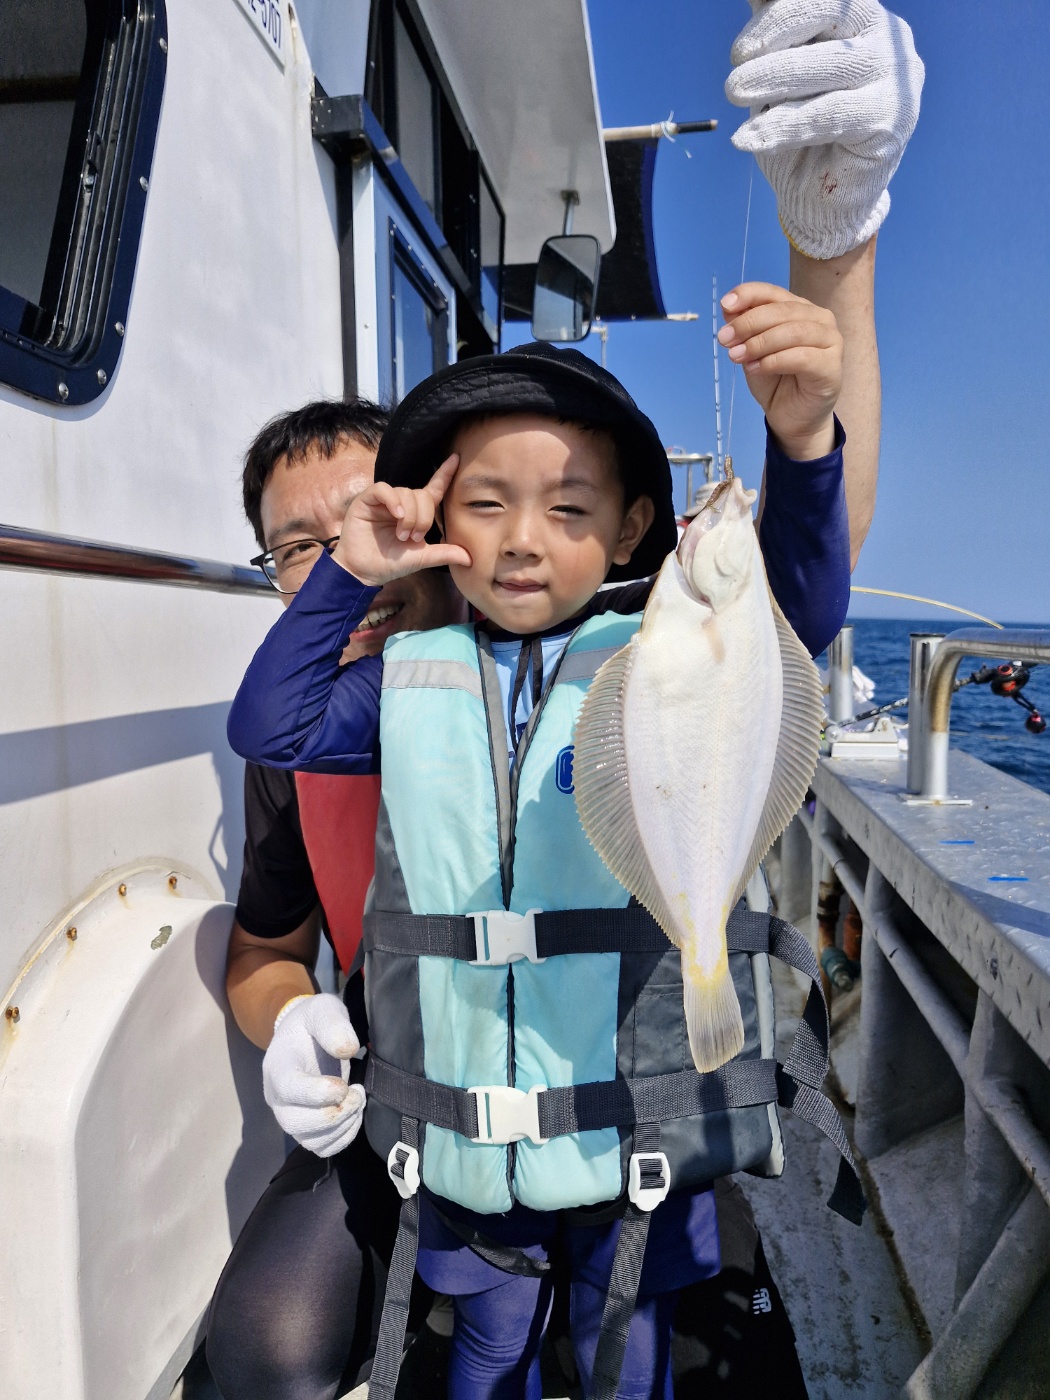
[628,1151,671,1212]
[468,1084,548,1146]
[469,908,545,966]
[386,1140,421,1200]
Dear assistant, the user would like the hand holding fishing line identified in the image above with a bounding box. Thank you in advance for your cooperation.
[720,282,842,460]
[332,453,471,586]
[726,0,924,260]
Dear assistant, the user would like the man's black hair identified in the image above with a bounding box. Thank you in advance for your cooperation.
[242,399,389,549]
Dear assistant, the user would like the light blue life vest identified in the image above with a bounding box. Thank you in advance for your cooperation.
[360,612,864,1400]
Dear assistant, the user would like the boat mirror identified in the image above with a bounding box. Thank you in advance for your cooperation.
[531,235,601,342]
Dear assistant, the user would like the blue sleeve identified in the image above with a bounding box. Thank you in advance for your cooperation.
[226,550,384,774]
[758,418,850,657]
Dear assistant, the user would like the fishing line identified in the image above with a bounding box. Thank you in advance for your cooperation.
[850,587,1003,629]
[724,162,755,467]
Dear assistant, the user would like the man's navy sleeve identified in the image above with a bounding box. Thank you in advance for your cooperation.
[758,418,850,657]
[227,550,383,774]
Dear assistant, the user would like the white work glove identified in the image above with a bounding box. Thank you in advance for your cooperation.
[262,993,366,1158]
[725,0,925,259]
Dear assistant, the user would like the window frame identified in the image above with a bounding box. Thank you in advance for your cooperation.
[365,0,504,346]
[0,0,167,407]
[389,225,450,404]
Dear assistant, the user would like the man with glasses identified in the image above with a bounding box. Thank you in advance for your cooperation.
[207,400,463,1399]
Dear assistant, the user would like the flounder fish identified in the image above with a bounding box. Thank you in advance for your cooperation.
[573,475,823,1072]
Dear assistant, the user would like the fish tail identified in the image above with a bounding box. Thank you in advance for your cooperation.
[683,957,745,1073]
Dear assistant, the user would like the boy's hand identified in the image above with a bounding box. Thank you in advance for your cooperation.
[718,282,842,460]
[332,454,471,587]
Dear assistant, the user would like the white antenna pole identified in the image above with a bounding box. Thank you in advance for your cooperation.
[711,276,724,477]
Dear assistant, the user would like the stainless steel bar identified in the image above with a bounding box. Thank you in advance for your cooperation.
[602,119,717,141]
[811,822,865,911]
[922,627,1050,799]
[906,633,943,794]
[0,522,272,597]
[827,625,854,722]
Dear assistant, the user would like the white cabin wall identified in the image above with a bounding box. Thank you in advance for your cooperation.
[0,0,346,996]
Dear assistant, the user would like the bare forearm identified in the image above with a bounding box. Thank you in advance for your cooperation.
[226,917,320,1050]
[790,237,880,568]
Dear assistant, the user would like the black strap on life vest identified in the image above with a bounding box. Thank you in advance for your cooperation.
[364,909,865,1225]
[363,902,770,962]
[365,1054,779,1137]
[364,911,864,1400]
[589,1123,662,1400]
[368,1117,421,1400]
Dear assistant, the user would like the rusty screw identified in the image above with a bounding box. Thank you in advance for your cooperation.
[118,883,127,896]
[6,1007,20,1024]
[67,926,78,942]
[168,875,178,890]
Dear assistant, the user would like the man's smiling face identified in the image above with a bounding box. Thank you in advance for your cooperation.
[260,437,463,658]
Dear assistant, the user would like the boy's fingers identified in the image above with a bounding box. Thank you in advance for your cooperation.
[743,346,838,380]
[719,299,836,347]
[367,482,406,521]
[426,453,461,503]
[421,543,472,571]
[721,281,799,316]
[727,319,840,365]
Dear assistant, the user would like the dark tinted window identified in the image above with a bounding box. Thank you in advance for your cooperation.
[0,0,167,405]
[393,12,435,213]
[0,1,87,308]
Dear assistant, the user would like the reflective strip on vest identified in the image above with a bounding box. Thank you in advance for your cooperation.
[376,615,642,1213]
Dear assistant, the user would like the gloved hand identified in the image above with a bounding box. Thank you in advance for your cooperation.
[725,0,924,259]
[262,992,366,1158]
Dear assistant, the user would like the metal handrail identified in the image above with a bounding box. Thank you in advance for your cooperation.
[921,627,1050,799]
[0,522,273,597]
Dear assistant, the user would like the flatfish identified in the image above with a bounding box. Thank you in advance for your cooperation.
[573,476,823,1072]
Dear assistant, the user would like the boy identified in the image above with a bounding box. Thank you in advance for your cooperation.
[229,284,845,1397]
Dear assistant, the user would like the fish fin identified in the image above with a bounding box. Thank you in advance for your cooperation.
[573,641,679,939]
[684,956,745,1072]
[733,587,824,903]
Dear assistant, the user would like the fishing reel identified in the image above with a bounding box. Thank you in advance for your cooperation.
[966,662,1047,735]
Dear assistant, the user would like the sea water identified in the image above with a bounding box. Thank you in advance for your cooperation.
[825,619,1050,797]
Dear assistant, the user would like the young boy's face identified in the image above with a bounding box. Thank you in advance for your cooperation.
[442,414,654,633]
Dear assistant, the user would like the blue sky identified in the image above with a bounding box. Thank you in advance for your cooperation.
[513,2,1049,624]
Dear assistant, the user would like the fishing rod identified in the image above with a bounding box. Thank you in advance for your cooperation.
[845,661,1046,735]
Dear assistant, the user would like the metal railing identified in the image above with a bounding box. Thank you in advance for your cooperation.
[0,522,272,597]
[915,627,1050,800]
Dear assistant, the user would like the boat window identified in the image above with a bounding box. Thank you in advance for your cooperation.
[393,12,436,214]
[0,1,166,406]
[392,239,448,402]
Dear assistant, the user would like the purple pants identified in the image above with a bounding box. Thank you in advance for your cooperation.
[416,1187,719,1399]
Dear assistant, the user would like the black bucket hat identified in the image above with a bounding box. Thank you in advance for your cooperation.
[373,342,675,581]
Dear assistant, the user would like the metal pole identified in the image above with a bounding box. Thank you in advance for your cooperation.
[906,634,944,794]
[921,628,1050,800]
[711,278,723,475]
[827,626,855,722]
[602,119,718,142]
[0,521,272,596]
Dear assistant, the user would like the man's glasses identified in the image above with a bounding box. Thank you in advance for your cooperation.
[251,535,340,595]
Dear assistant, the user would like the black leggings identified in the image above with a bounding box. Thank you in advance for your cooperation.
[205,1131,430,1400]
